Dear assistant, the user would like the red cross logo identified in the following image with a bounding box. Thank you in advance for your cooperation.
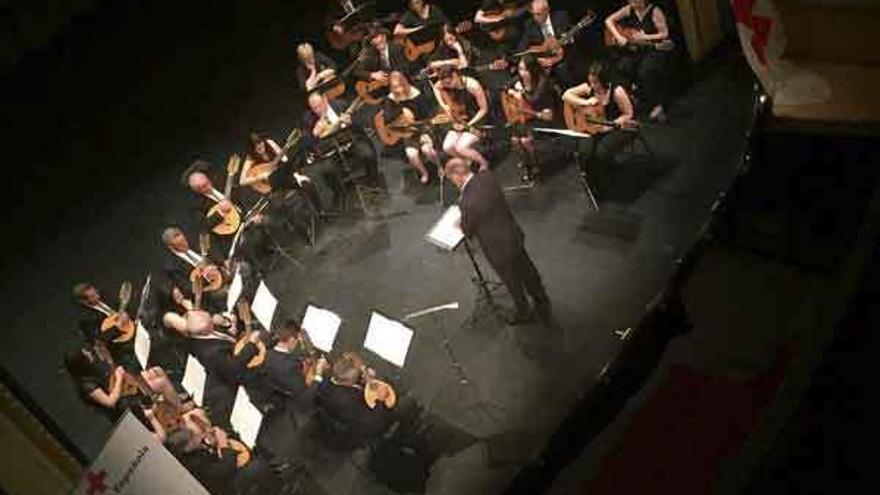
[85,470,108,495]
[733,0,774,65]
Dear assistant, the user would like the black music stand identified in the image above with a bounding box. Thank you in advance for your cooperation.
[460,239,506,326]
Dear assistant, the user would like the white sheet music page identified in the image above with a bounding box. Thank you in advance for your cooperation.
[134,321,151,369]
[302,305,341,353]
[364,312,414,368]
[251,281,278,330]
[181,355,207,406]
[226,267,243,313]
[230,386,263,449]
[425,205,465,251]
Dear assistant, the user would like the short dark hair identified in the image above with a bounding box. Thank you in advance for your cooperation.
[274,319,302,342]
[369,24,391,39]
[332,352,363,384]
[72,282,95,301]
[180,160,212,187]
[588,62,612,88]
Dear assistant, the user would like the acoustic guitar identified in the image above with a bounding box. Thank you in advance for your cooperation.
[326,10,400,51]
[206,154,242,236]
[189,233,225,293]
[232,300,266,369]
[374,109,450,146]
[478,0,527,42]
[228,439,252,468]
[399,20,473,62]
[603,25,675,51]
[501,90,541,125]
[241,128,302,195]
[513,11,596,63]
[563,99,608,135]
[99,281,136,343]
[314,96,366,139]
[309,47,368,101]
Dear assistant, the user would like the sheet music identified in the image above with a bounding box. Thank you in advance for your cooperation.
[134,321,151,369]
[230,386,263,449]
[181,355,207,406]
[364,312,414,368]
[302,305,341,353]
[226,267,243,313]
[425,205,465,251]
[251,281,278,330]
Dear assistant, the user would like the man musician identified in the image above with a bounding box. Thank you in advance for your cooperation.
[72,282,140,370]
[161,226,229,312]
[447,158,552,325]
[356,26,411,90]
[518,0,573,87]
[432,66,490,171]
[605,0,673,120]
[182,160,246,257]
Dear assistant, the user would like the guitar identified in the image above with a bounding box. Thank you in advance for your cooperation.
[232,300,266,369]
[99,281,136,343]
[309,47,368,101]
[355,77,391,106]
[513,11,597,62]
[228,439,252,468]
[501,90,541,124]
[189,233,225,293]
[314,96,366,139]
[241,129,302,195]
[327,9,400,51]
[399,20,473,62]
[206,155,242,236]
[374,108,450,146]
[603,25,675,51]
[563,99,641,134]
[478,0,528,42]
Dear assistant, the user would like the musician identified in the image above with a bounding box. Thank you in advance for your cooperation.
[505,54,562,181]
[166,423,241,495]
[431,66,490,171]
[426,23,472,73]
[295,42,338,93]
[356,26,410,85]
[447,158,552,324]
[302,91,380,207]
[181,160,246,256]
[160,226,228,311]
[475,0,527,48]
[394,0,449,61]
[384,71,441,184]
[605,0,672,120]
[562,62,636,186]
[315,351,392,449]
[72,282,140,370]
[517,0,573,86]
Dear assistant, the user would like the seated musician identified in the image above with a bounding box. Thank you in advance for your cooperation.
[302,90,380,207]
[181,160,247,256]
[384,71,441,184]
[295,42,338,93]
[72,282,139,370]
[394,0,449,62]
[425,23,473,74]
[475,0,528,46]
[605,0,672,121]
[161,226,228,311]
[356,26,410,91]
[64,342,179,439]
[506,54,562,182]
[431,66,490,171]
[562,62,636,188]
[518,0,573,87]
[315,351,392,449]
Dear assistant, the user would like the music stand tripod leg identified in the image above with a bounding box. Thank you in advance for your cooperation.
[461,240,505,323]
[574,152,600,211]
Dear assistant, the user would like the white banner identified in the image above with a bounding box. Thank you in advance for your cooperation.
[72,411,209,495]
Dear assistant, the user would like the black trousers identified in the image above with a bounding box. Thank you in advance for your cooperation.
[616,50,670,112]
[490,246,549,316]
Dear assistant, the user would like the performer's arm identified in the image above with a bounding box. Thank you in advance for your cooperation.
[562,82,594,107]
[604,5,631,46]
[466,79,489,127]
[612,86,636,126]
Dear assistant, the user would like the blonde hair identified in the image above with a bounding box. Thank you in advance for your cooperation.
[296,43,314,61]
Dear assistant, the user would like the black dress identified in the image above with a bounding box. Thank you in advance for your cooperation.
[613,3,671,112]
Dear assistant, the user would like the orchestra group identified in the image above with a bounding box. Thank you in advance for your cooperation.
[64,1,676,493]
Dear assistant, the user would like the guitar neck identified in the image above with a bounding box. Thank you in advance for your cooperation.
[560,12,596,45]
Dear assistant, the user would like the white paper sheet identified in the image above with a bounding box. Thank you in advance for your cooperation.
[134,321,151,369]
[230,386,263,449]
[181,355,207,406]
[251,281,278,330]
[226,268,243,313]
[364,312,414,368]
[425,205,465,251]
[302,305,341,353]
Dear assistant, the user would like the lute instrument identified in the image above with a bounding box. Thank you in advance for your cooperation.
[99,281,136,343]
[189,233,225,294]
[232,299,266,369]
[241,129,302,195]
[206,154,242,236]
[344,352,397,409]
[314,96,366,139]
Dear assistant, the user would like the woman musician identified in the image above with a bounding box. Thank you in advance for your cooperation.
[295,42,339,93]
[431,66,490,171]
[383,71,441,185]
[425,23,473,74]
[562,62,636,196]
[505,54,562,182]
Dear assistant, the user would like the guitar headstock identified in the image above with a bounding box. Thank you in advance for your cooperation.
[198,232,211,257]
[118,281,132,309]
[283,128,302,153]
[227,154,241,176]
[561,10,597,45]
[236,299,252,330]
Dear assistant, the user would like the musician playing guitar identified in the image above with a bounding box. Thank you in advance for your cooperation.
[182,159,244,256]
[563,62,636,195]
[605,0,673,121]
[504,54,562,182]
[425,23,473,73]
[72,282,140,370]
[380,71,441,184]
[295,42,339,93]
[394,0,449,63]
[517,0,574,86]
[161,227,228,312]
[355,27,410,103]
[432,66,490,171]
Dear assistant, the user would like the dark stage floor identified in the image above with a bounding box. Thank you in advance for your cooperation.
[0,1,757,493]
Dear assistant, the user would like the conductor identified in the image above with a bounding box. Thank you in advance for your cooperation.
[446,158,552,325]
